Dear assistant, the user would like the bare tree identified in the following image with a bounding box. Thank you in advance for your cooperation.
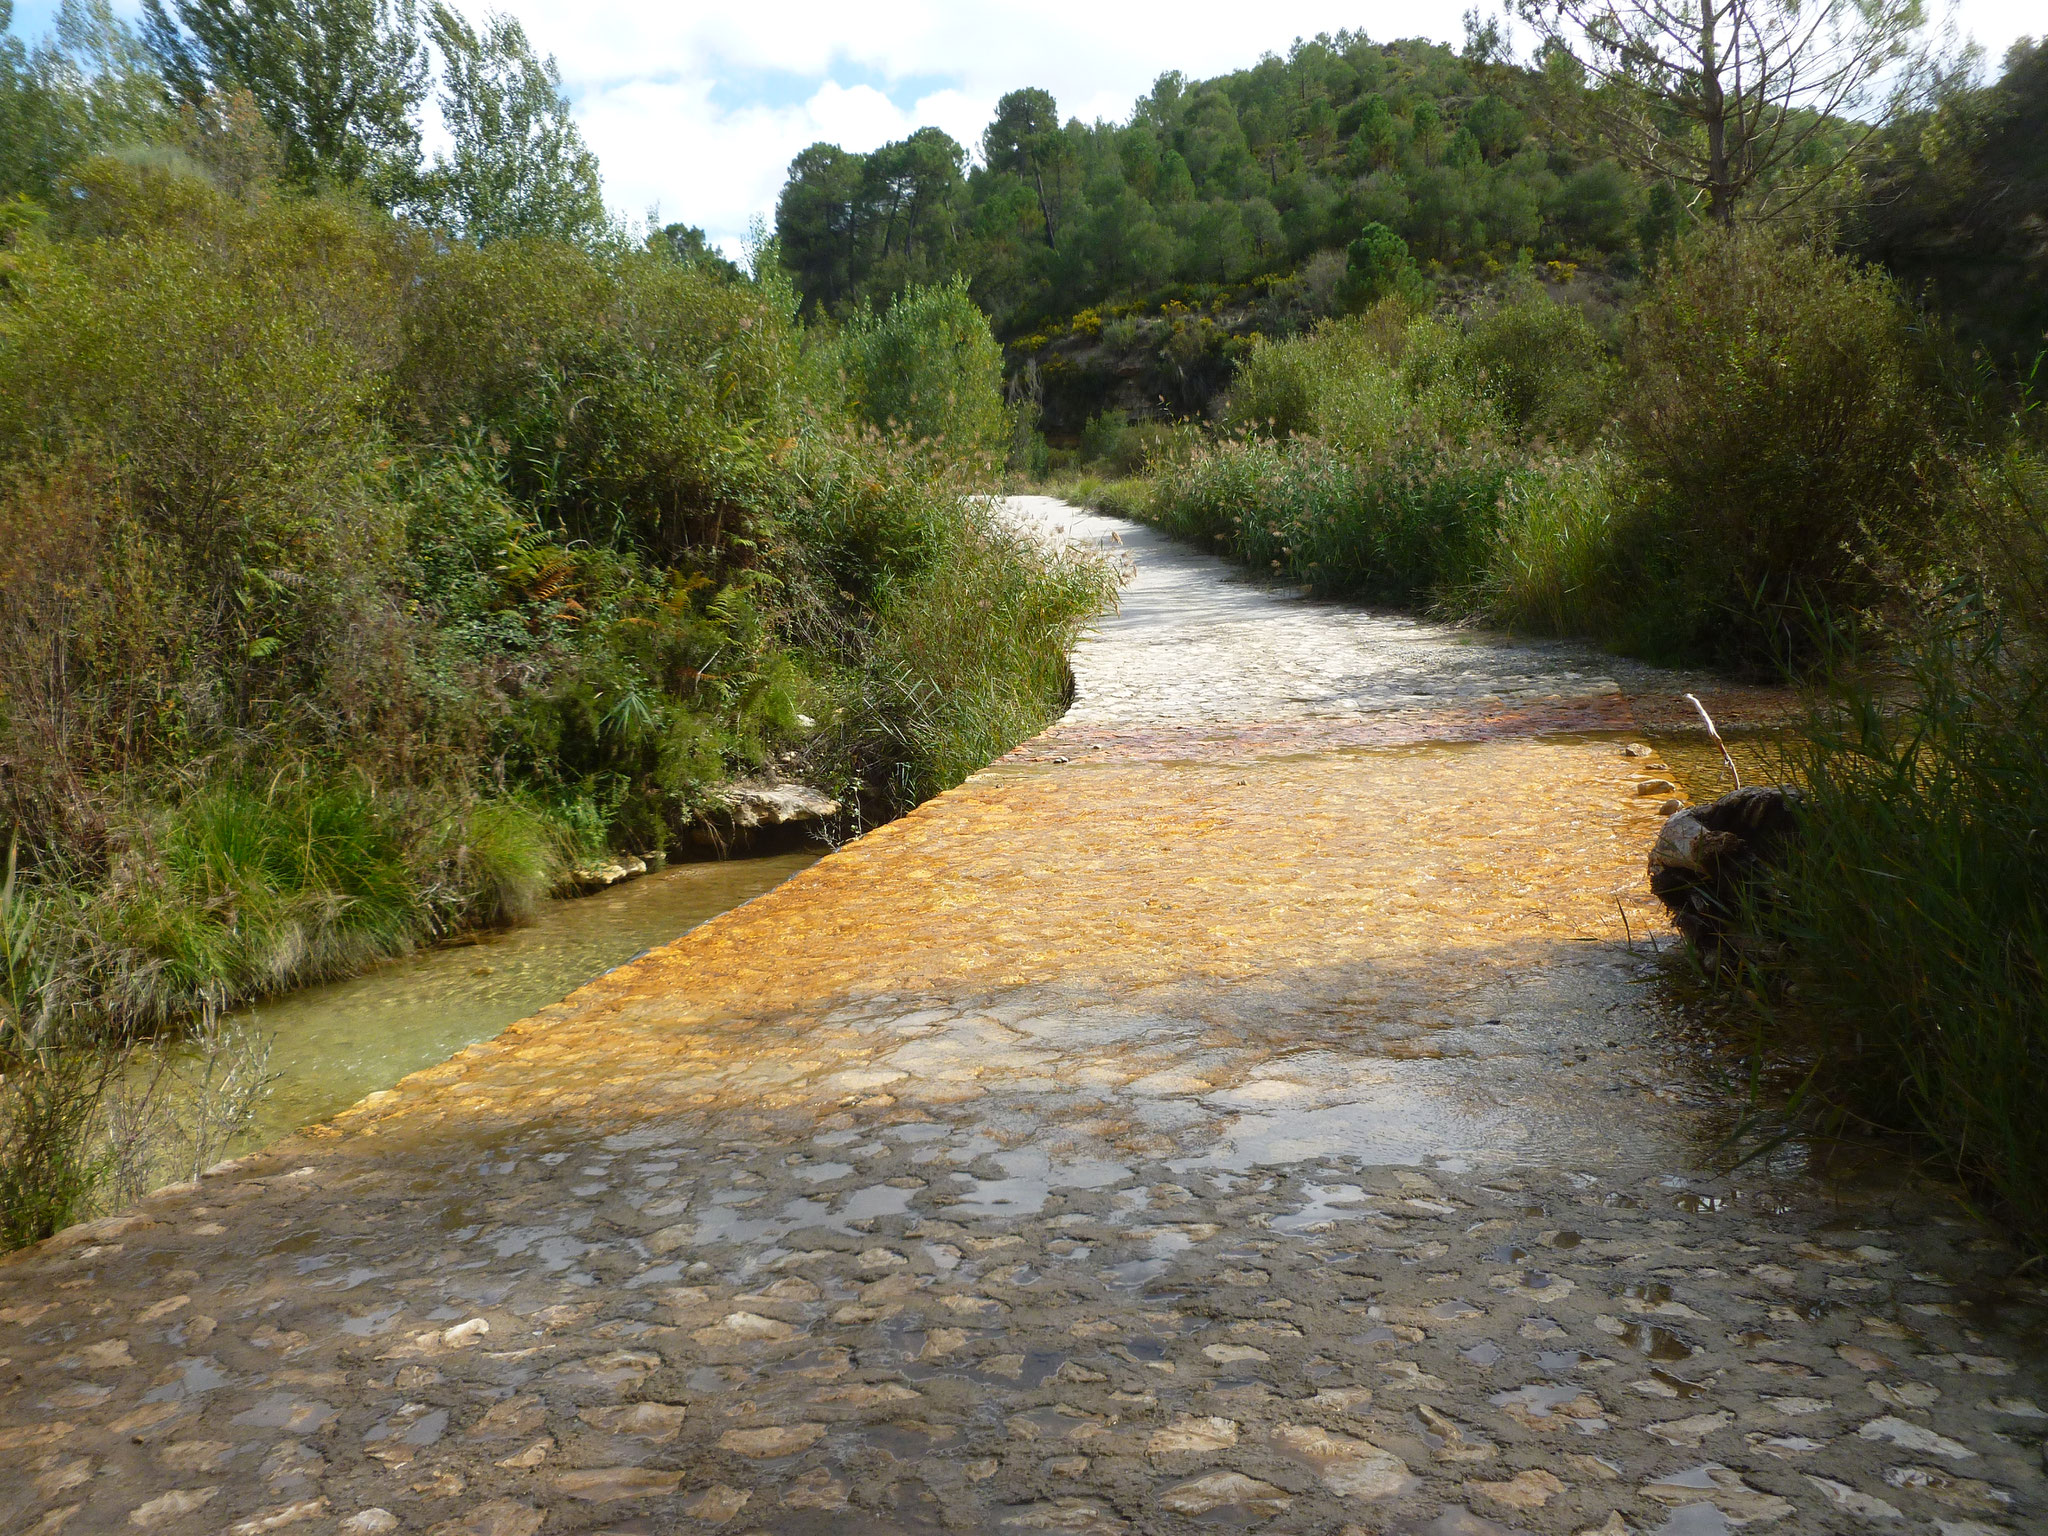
[1514,0,1938,224]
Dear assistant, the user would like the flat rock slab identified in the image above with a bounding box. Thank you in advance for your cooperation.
[3,502,2043,1534]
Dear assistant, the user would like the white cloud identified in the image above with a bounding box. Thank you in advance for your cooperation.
[577,73,999,254]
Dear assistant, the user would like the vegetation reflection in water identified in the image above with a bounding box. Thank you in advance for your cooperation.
[168,852,816,1152]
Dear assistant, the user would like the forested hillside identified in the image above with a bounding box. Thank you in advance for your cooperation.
[779,32,1681,331]
[776,28,2044,435]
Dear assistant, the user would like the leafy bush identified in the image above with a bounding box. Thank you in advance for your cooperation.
[1079,412,1126,468]
[1077,412,1174,476]
[1405,279,1616,447]
[1224,304,1411,439]
[840,277,1008,456]
[1761,635,2048,1237]
[1151,232,1954,670]
[392,233,803,557]
[0,165,416,796]
[0,1040,112,1250]
[1146,431,1516,605]
[1614,230,1942,664]
[846,499,1114,811]
[1160,302,1522,602]
[1469,453,1625,635]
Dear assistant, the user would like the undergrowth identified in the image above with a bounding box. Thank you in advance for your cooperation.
[1063,232,2047,1249]
[1737,445,2048,1245]
[0,157,1113,1247]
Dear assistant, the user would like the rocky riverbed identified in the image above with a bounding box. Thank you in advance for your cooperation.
[2,500,2039,1536]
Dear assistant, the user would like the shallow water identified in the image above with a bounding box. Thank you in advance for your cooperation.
[212,851,815,1146]
[1638,725,1782,802]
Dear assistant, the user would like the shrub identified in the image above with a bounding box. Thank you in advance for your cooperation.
[1615,229,1942,664]
[1147,231,1956,671]
[850,501,1114,811]
[1405,280,1616,447]
[1469,452,1626,634]
[1761,628,2048,1238]
[1166,304,1524,602]
[1146,432,1516,605]
[1745,434,2048,1242]
[0,455,195,848]
[1079,411,1126,468]
[391,234,803,558]
[840,278,1008,456]
[1077,412,1172,476]
[0,166,417,798]
[1224,305,1410,440]
[0,1041,112,1249]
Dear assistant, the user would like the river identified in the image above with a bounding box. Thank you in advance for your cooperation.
[213,851,816,1149]
[9,499,2038,1536]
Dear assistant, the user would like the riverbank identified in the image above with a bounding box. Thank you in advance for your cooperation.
[1050,256,2048,1247]
[0,161,1114,1248]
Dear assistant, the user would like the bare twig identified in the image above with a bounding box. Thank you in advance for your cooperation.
[1686,692,1743,790]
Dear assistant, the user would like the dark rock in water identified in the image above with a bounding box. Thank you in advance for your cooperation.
[1648,786,1805,958]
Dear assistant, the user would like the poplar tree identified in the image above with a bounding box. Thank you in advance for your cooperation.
[419,4,605,245]
[142,0,428,192]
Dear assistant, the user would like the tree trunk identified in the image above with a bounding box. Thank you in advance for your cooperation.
[1032,165,1057,250]
[1700,0,1735,224]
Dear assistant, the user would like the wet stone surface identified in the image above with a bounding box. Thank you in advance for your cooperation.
[3,502,2043,1534]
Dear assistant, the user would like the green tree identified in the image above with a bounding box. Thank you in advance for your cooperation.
[1183,199,1250,281]
[142,0,427,192]
[1409,97,1444,165]
[982,87,1069,249]
[1466,94,1524,159]
[1346,94,1398,173]
[1083,186,1172,290]
[2,0,170,200]
[417,4,605,245]
[1516,0,1934,224]
[650,221,740,281]
[860,126,966,279]
[1154,148,1194,204]
[1241,195,1283,261]
[773,130,967,317]
[841,278,1007,452]
[1552,160,1637,248]
[1344,221,1416,304]
[1859,40,2048,375]
[776,142,865,316]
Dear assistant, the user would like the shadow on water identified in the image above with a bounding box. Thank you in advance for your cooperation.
[169,851,817,1150]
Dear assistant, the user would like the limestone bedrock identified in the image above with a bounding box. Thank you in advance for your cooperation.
[3,498,2042,1536]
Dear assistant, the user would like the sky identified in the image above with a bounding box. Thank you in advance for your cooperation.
[8,0,2040,254]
